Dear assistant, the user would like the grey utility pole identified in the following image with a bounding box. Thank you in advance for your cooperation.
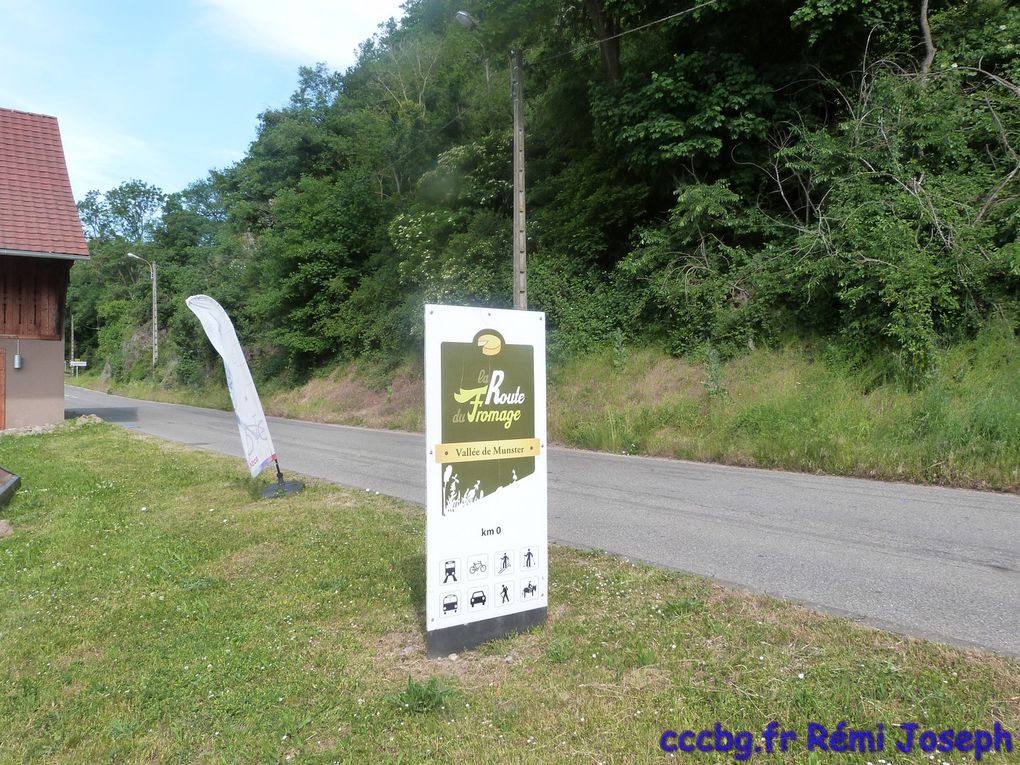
[150,260,158,368]
[457,11,528,310]
[127,252,158,368]
[511,48,527,310]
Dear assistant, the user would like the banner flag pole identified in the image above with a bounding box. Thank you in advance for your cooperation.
[185,294,303,499]
[264,457,303,499]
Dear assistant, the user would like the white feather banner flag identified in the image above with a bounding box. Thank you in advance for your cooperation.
[186,295,277,477]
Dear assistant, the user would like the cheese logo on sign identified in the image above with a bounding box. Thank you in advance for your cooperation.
[477,333,502,356]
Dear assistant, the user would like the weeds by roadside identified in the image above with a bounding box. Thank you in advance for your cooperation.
[552,324,1020,491]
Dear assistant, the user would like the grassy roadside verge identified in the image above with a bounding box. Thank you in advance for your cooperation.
[551,324,1020,492]
[68,372,233,412]
[67,360,423,432]
[1,421,1017,763]
[69,323,1020,491]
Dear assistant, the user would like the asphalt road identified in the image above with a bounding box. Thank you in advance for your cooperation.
[65,385,1020,657]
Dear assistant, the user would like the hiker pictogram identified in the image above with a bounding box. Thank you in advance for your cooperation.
[524,548,535,568]
[493,583,510,607]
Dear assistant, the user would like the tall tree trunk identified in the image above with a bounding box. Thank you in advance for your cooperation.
[919,0,936,77]
[583,0,622,83]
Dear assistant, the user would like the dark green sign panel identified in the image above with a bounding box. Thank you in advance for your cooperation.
[439,330,535,514]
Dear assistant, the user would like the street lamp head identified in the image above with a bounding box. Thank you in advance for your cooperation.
[127,252,141,261]
[455,10,480,30]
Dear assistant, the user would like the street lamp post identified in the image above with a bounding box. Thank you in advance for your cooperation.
[510,48,527,310]
[455,11,491,83]
[456,11,527,310]
[127,252,158,368]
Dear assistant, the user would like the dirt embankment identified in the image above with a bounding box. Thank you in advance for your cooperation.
[263,362,423,432]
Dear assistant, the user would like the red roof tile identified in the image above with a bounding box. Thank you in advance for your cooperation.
[0,107,89,259]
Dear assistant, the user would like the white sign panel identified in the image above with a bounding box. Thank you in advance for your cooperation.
[425,304,547,655]
[186,294,277,478]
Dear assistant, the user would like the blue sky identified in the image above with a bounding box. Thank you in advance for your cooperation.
[0,0,405,200]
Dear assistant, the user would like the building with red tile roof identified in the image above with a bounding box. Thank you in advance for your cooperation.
[0,107,89,429]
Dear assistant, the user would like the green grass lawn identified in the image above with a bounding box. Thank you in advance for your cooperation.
[2,421,1017,763]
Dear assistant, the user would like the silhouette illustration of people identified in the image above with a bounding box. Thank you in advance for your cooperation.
[524,548,534,567]
[500,584,510,604]
[499,552,510,572]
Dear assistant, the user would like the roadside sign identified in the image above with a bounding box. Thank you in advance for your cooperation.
[69,360,87,368]
[0,466,20,508]
[424,304,547,656]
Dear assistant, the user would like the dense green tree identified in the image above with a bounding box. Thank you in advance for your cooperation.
[70,0,1020,384]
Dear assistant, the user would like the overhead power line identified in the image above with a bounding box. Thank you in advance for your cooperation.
[387,0,723,172]
[534,0,723,65]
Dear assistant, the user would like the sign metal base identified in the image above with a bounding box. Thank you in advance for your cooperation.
[427,607,547,657]
[261,479,304,499]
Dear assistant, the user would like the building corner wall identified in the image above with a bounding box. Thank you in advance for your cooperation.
[0,338,65,429]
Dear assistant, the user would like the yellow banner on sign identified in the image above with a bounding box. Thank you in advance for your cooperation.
[434,438,541,464]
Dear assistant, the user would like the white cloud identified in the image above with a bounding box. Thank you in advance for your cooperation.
[1,1,410,197]
[61,118,249,197]
[200,0,405,71]
[60,120,154,197]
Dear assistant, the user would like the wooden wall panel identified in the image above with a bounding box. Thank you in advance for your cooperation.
[0,256,68,340]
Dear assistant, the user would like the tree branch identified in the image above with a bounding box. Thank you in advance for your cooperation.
[959,66,1020,99]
